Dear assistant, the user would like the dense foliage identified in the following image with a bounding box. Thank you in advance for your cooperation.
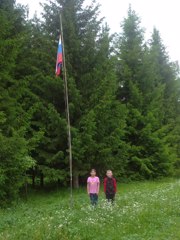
[0,0,179,204]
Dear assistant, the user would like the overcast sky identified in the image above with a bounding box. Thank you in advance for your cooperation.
[17,0,180,63]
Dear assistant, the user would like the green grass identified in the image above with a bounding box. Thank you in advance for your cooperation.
[0,178,180,240]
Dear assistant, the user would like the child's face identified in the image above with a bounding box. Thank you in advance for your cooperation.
[107,171,113,178]
[90,170,96,177]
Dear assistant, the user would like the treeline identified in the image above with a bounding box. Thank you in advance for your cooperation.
[0,0,179,205]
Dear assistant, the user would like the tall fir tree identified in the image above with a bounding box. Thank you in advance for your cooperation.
[0,0,35,205]
[40,0,127,186]
[116,6,178,179]
[148,28,180,176]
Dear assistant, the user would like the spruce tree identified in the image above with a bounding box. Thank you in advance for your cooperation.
[40,0,128,186]
[0,0,35,204]
[116,6,178,179]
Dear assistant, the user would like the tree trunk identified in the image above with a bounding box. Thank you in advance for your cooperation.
[40,173,44,188]
[25,173,28,200]
[73,173,79,189]
[32,170,35,188]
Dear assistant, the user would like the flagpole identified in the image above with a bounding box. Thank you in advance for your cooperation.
[60,11,73,208]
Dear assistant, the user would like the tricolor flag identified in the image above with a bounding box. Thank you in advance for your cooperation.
[55,35,63,76]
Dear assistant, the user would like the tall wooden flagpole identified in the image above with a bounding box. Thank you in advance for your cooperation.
[60,11,73,208]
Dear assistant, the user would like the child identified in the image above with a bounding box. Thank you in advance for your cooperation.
[87,169,100,206]
[104,170,117,204]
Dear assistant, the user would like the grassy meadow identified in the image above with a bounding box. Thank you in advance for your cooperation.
[0,178,179,240]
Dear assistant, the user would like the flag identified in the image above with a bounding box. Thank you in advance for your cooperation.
[55,35,63,76]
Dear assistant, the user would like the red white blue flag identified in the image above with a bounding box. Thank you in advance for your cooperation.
[55,35,63,76]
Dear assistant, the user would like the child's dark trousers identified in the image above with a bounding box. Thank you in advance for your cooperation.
[106,193,115,203]
[89,193,98,206]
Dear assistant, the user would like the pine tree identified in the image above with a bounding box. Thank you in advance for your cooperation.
[44,0,113,188]
[116,6,145,179]
[15,15,70,187]
[147,28,180,176]
[0,0,35,205]
[116,6,178,179]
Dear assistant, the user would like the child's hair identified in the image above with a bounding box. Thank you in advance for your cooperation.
[106,169,112,173]
[91,169,96,173]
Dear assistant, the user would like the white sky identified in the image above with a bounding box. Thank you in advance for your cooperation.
[17,0,180,63]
